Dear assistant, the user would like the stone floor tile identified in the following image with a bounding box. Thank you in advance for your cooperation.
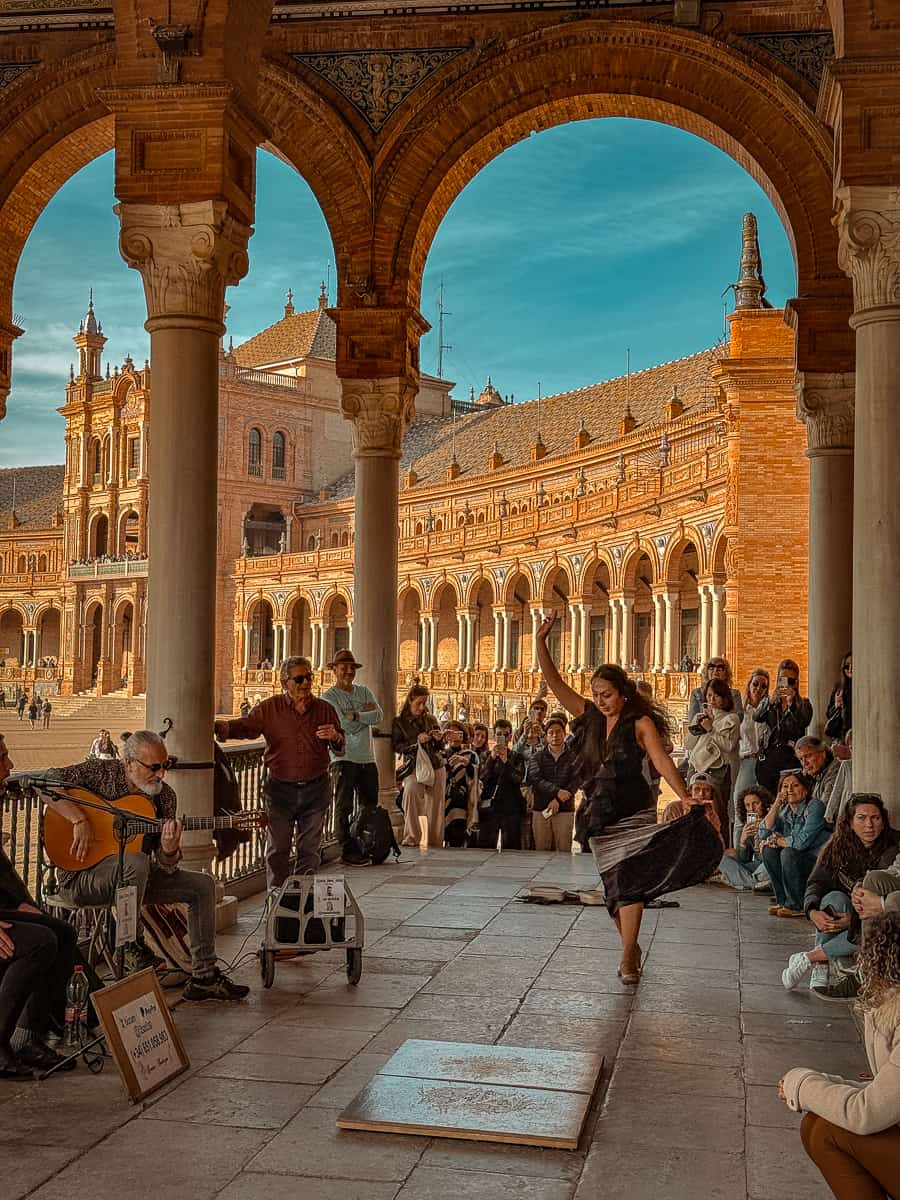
[596,1090,745,1151]
[617,1031,743,1068]
[248,1105,429,1180]
[274,1002,396,1031]
[0,1067,131,1147]
[499,1014,623,1055]
[625,1011,740,1041]
[543,948,626,976]
[606,1057,743,1099]
[743,1036,868,1085]
[392,924,479,941]
[199,1051,344,1085]
[401,992,521,1022]
[359,897,431,921]
[646,941,740,972]
[746,1083,804,1130]
[4,1145,82,1200]
[307,972,431,1008]
[741,939,813,961]
[365,1018,501,1054]
[168,1008,273,1060]
[746,1123,827,1200]
[575,1138,744,1200]
[141,1075,315,1128]
[306,1052,394,1107]
[423,956,543,997]
[633,982,741,1016]
[444,878,532,898]
[395,1165,575,1199]
[26,1121,270,1200]
[635,962,741,991]
[481,911,578,938]
[740,958,792,986]
[403,905,502,929]
[365,935,464,961]
[559,927,624,949]
[532,969,631,995]
[214,1174,401,1200]
[519,989,632,1021]
[740,1011,860,1042]
[419,1139,584,1182]
[460,933,560,960]
[651,925,738,947]
[366,882,453,899]
[235,1023,375,1059]
[361,957,447,977]
[740,984,833,1016]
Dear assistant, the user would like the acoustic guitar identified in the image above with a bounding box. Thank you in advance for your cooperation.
[42,786,265,873]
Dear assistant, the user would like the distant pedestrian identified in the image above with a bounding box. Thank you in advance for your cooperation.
[27,698,38,729]
[42,698,52,729]
[0,688,5,709]
[239,698,251,718]
[16,693,27,721]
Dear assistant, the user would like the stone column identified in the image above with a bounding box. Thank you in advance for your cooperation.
[456,613,467,671]
[347,619,353,652]
[836,188,900,810]
[566,605,580,673]
[530,607,543,671]
[340,375,417,804]
[493,610,503,671]
[663,593,679,671]
[652,593,665,672]
[465,612,477,671]
[311,621,325,671]
[698,584,712,665]
[417,616,427,672]
[621,597,634,668]
[609,598,622,666]
[710,586,725,659]
[117,200,250,846]
[426,615,437,671]
[578,603,590,671]
[796,372,854,734]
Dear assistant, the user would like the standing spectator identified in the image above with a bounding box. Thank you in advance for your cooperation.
[735,669,770,801]
[526,714,579,851]
[16,693,26,722]
[0,689,5,709]
[513,714,546,762]
[321,649,383,863]
[391,685,445,848]
[41,698,51,730]
[470,723,491,773]
[753,658,813,792]
[215,656,344,888]
[239,698,251,718]
[476,720,526,850]
[687,658,744,724]
[713,785,775,891]
[90,729,118,759]
[442,721,478,847]
[684,679,740,837]
[514,696,548,742]
[437,698,453,728]
[795,735,842,824]
[27,698,38,730]
[824,652,852,744]
[758,769,830,917]
[780,911,900,1200]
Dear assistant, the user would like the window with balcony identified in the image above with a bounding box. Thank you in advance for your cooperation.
[272,431,286,481]
[127,437,140,480]
[248,427,262,477]
[92,439,102,484]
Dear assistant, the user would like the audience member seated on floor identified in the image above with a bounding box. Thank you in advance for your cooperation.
[780,910,900,1200]
[782,795,900,993]
[684,678,739,837]
[711,785,775,891]
[826,730,854,827]
[662,773,723,836]
[796,735,843,827]
[476,720,526,850]
[758,768,830,918]
[752,658,813,792]
[525,713,579,852]
[442,721,479,848]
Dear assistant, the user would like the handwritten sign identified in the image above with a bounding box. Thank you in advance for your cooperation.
[92,969,189,1102]
[313,875,345,917]
[115,885,138,948]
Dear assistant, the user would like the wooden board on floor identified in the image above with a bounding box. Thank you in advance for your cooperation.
[336,1039,603,1149]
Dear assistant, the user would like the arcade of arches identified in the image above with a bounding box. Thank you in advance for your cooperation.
[0,1,896,826]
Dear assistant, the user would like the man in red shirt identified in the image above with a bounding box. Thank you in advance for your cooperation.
[215,657,345,888]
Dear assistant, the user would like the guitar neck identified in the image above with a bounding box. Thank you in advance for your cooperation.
[111,815,242,833]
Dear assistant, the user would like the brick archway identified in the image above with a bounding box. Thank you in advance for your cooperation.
[376,21,847,310]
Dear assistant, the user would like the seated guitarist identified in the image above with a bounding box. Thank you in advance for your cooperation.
[44,730,249,1002]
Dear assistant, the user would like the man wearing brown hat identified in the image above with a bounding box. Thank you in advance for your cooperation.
[322,649,383,863]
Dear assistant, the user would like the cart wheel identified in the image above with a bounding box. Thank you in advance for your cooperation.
[260,949,276,989]
[346,948,362,986]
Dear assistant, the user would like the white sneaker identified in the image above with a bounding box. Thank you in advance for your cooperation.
[782,951,812,990]
[809,963,830,990]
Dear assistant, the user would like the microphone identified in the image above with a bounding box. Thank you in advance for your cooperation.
[5,771,60,793]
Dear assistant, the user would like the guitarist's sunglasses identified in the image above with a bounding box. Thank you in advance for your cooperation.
[288,673,314,685]
[135,757,174,774]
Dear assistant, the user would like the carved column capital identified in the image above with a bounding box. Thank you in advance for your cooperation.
[115,200,252,330]
[0,317,24,421]
[340,375,418,458]
[795,371,855,454]
[834,185,900,312]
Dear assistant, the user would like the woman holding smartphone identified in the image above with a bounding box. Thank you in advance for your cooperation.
[753,658,813,792]
[713,786,775,891]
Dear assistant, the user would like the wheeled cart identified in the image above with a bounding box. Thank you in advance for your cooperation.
[258,873,365,988]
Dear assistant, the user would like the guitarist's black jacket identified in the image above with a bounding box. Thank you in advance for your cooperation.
[0,844,35,909]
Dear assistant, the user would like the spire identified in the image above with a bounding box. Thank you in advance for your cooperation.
[284,288,295,317]
[318,280,328,310]
[84,287,99,335]
[733,213,769,309]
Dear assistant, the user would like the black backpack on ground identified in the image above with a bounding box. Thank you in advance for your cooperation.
[348,805,401,865]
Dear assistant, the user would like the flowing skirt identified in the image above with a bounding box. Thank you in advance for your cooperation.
[589,805,723,915]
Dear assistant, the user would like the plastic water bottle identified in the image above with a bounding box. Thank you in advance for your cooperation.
[63,965,89,1049]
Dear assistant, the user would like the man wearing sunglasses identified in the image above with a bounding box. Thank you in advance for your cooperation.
[39,730,249,1001]
[216,656,345,888]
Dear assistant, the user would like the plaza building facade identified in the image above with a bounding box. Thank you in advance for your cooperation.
[0,0,891,822]
[0,232,809,740]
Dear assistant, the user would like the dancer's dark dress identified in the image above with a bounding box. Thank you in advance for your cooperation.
[572,702,723,915]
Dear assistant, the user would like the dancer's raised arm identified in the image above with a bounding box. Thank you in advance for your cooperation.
[535,612,586,716]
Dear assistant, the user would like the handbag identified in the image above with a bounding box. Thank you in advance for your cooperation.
[415,742,436,788]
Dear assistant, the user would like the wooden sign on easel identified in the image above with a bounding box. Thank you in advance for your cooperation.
[92,968,189,1102]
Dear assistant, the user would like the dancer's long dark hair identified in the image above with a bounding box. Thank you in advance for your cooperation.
[576,664,672,771]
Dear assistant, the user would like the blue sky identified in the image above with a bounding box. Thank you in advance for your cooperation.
[2,119,795,467]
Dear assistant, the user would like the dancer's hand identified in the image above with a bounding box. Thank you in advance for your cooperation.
[536,613,557,641]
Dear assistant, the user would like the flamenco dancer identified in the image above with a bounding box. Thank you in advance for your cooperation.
[536,614,723,984]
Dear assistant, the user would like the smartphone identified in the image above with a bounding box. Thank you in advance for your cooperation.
[744,813,759,827]
[495,732,508,748]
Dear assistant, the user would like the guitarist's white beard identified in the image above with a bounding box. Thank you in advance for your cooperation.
[133,778,163,797]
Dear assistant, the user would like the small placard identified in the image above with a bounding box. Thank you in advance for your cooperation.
[115,885,138,948]
[92,969,189,1103]
[313,875,345,917]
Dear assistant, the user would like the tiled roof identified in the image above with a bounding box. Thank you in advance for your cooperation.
[232,307,336,368]
[0,466,64,529]
[327,346,721,498]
